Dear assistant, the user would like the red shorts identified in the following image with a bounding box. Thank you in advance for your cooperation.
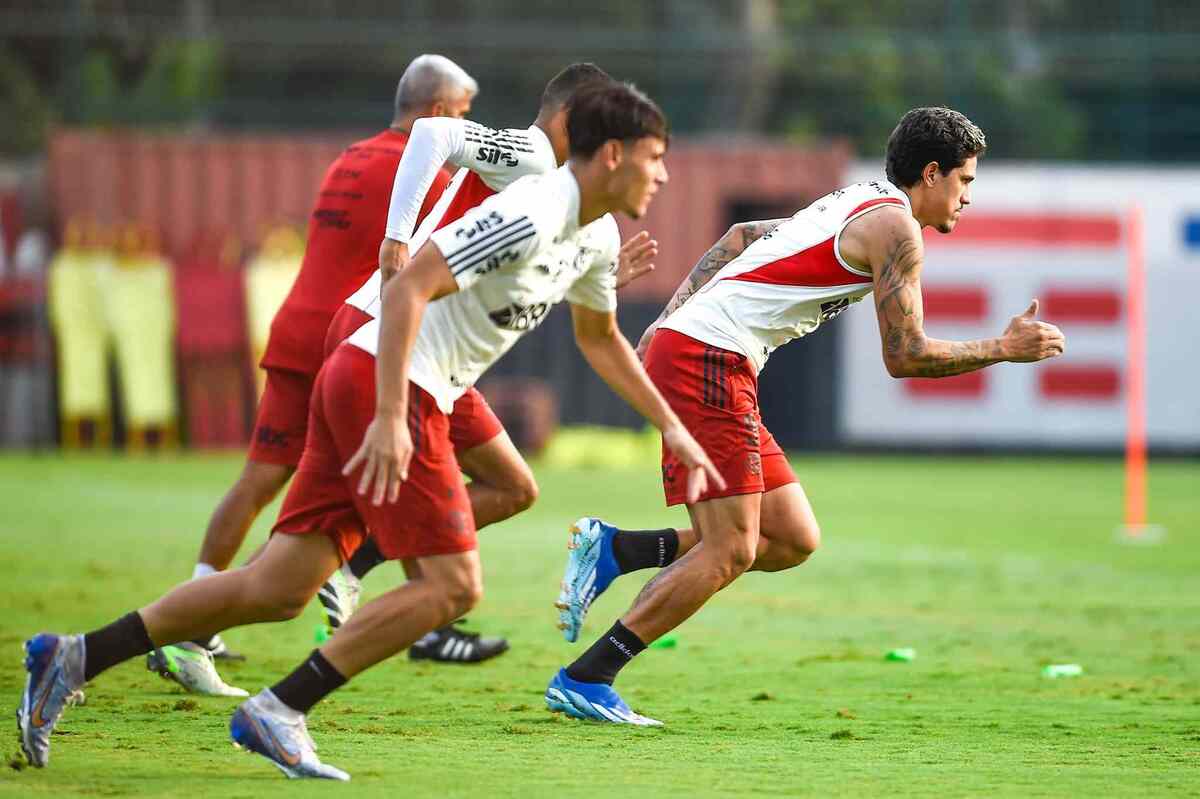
[644,328,797,507]
[247,367,315,467]
[325,303,503,454]
[272,344,476,562]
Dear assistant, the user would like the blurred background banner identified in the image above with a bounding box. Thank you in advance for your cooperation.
[0,0,1196,454]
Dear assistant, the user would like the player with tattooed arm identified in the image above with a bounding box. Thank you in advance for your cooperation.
[548,107,1066,725]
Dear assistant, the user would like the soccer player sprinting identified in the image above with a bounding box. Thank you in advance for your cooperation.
[176,55,470,674]
[548,107,1067,725]
[18,82,722,779]
[317,62,659,663]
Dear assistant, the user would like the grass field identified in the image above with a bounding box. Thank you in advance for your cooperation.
[0,452,1197,797]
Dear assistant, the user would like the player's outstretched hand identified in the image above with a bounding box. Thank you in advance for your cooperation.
[1002,299,1066,363]
[342,413,413,506]
[614,231,658,289]
[662,424,727,504]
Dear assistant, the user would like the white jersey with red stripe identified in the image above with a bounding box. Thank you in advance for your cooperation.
[344,119,556,313]
[660,179,910,373]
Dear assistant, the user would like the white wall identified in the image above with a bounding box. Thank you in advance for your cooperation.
[840,162,1200,449]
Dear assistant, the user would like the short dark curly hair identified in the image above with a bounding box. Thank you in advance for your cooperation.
[885,107,986,188]
[567,82,669,158]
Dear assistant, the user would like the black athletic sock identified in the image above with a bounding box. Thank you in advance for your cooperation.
[611,528,678,573]
[347,537,386,580]
[82,611,155,681]
[270,649,348,714]
[565,621,646,685]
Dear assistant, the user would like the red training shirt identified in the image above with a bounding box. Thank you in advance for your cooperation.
[261,129,451,376]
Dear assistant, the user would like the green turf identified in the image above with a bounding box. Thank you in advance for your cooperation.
[0,453,1197,797]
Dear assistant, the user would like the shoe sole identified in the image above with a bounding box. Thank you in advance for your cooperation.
[17,638,50,768]
[556,521,601,643]
[544,685,662,726]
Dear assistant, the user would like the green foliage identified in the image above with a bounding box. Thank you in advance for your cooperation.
[0,48,52,156]
[66,39,223,127]
[0,453,1197,796]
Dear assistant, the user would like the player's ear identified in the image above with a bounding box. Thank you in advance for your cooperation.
[430,100,446,118]
[922,161,940,187]
[603,139,623,171]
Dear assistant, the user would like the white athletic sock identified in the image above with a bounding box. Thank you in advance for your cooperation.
[192,563,217,580]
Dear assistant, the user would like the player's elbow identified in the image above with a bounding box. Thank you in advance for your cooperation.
[884,354,913,378]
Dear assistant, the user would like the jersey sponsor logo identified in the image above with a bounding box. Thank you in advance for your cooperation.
[818,296,858,322]
[462,123,536,154]
[474,246,523,276]
[332,168,361,180]
[475,146,520,168]
[488,302,551,331]
[312,208,351,230]
[446,215,537,278]
[256,426,289,448]
[453,210,506,241]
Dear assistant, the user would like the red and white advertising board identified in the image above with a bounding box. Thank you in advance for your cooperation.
[840,163,1200,449]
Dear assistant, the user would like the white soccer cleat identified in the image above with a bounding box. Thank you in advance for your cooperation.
[146,642,248,697]
[230,691,349,781]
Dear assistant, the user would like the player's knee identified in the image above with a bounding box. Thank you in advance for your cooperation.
[799,521,821,558]
[435,568,484,619]
[236,462,291,508]
[509,474,539,514]
[782,521,821,568]
[713,536,757,582]
[243,579,311,621]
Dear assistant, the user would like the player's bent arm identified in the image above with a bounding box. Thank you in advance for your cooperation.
[860,208,1065,378]
[344,244,459,505]
[384,117,468,246]
[571,303,726,501]
[635,218,786,357]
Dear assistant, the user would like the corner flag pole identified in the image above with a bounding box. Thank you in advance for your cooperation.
[1123,204,1148,534]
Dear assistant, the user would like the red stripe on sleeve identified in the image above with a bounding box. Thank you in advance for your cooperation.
[845,197,905,220]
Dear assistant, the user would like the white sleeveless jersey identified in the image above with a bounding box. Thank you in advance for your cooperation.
[345,119,557,313]
[347,166,620,414]
[661,179,909,373]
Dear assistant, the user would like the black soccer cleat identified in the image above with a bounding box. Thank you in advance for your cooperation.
[408,621,509,664]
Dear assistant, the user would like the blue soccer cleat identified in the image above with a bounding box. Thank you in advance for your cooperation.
[556,517,621,643]
[544,668,662,726]
[17,633,86,767]
[230,691,348,781]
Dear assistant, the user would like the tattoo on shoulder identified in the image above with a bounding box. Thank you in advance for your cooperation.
[739,218,787,248]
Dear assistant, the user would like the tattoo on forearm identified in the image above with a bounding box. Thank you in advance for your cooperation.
[875,231,1000,377]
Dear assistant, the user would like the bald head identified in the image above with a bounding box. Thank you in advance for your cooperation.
[393,54,478,121]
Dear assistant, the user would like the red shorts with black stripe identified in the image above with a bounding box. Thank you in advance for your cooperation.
[247,367,314,467]
[272,343,476,562]
[324,303,504,454]
[644,328,797,507]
